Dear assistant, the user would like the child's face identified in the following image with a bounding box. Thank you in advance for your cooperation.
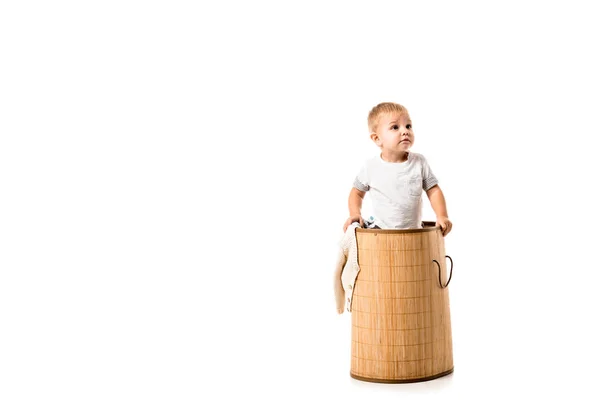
[370,112,414,154]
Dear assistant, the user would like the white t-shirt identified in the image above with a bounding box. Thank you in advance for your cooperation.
[353,152,439,229]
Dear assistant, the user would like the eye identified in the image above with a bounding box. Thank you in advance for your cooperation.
[391,125,399,130]
[406,124,412,129]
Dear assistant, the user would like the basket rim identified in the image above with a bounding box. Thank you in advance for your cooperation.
[356,220,441,234]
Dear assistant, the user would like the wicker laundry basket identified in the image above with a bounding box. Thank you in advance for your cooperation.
[350,222,454,383]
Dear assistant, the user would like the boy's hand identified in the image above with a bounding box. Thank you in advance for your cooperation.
[343,215,364,232]
[436,216,453,237]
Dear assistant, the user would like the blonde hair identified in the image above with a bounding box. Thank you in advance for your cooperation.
[368,102,409,133]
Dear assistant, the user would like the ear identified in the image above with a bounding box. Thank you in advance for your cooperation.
[370,132,380,145]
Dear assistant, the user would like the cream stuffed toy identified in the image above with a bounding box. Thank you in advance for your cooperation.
[333,222,361,314]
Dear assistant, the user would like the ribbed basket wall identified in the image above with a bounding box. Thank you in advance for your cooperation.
[350,224,454,383]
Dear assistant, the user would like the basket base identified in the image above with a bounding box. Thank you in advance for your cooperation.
[350,367,454,384]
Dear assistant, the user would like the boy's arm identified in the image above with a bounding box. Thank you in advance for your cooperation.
[426,185,452,236]
[343,188,366,232]
[348,187,366,217]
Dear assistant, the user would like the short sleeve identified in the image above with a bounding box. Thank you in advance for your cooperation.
[421,155,439,191]
[353,163,370,192]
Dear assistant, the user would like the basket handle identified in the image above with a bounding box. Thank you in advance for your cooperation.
[432,255,453,288]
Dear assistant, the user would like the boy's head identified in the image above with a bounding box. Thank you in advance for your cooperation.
[368,102,409,134]
[368,102,414,154]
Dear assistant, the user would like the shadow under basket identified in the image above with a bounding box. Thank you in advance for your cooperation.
[350,221,454,383]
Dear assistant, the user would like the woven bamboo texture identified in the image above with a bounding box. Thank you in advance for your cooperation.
[350,225,453,383]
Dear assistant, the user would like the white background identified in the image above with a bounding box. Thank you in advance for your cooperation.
[1,1,599,399]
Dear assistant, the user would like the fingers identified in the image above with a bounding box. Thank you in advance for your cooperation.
[344,217,364,232]
[437,221,447,236]
[442,222,453,236]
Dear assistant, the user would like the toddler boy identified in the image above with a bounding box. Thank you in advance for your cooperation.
[342,102,452,236]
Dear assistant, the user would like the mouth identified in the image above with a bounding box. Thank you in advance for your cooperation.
[400,140,410,143]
